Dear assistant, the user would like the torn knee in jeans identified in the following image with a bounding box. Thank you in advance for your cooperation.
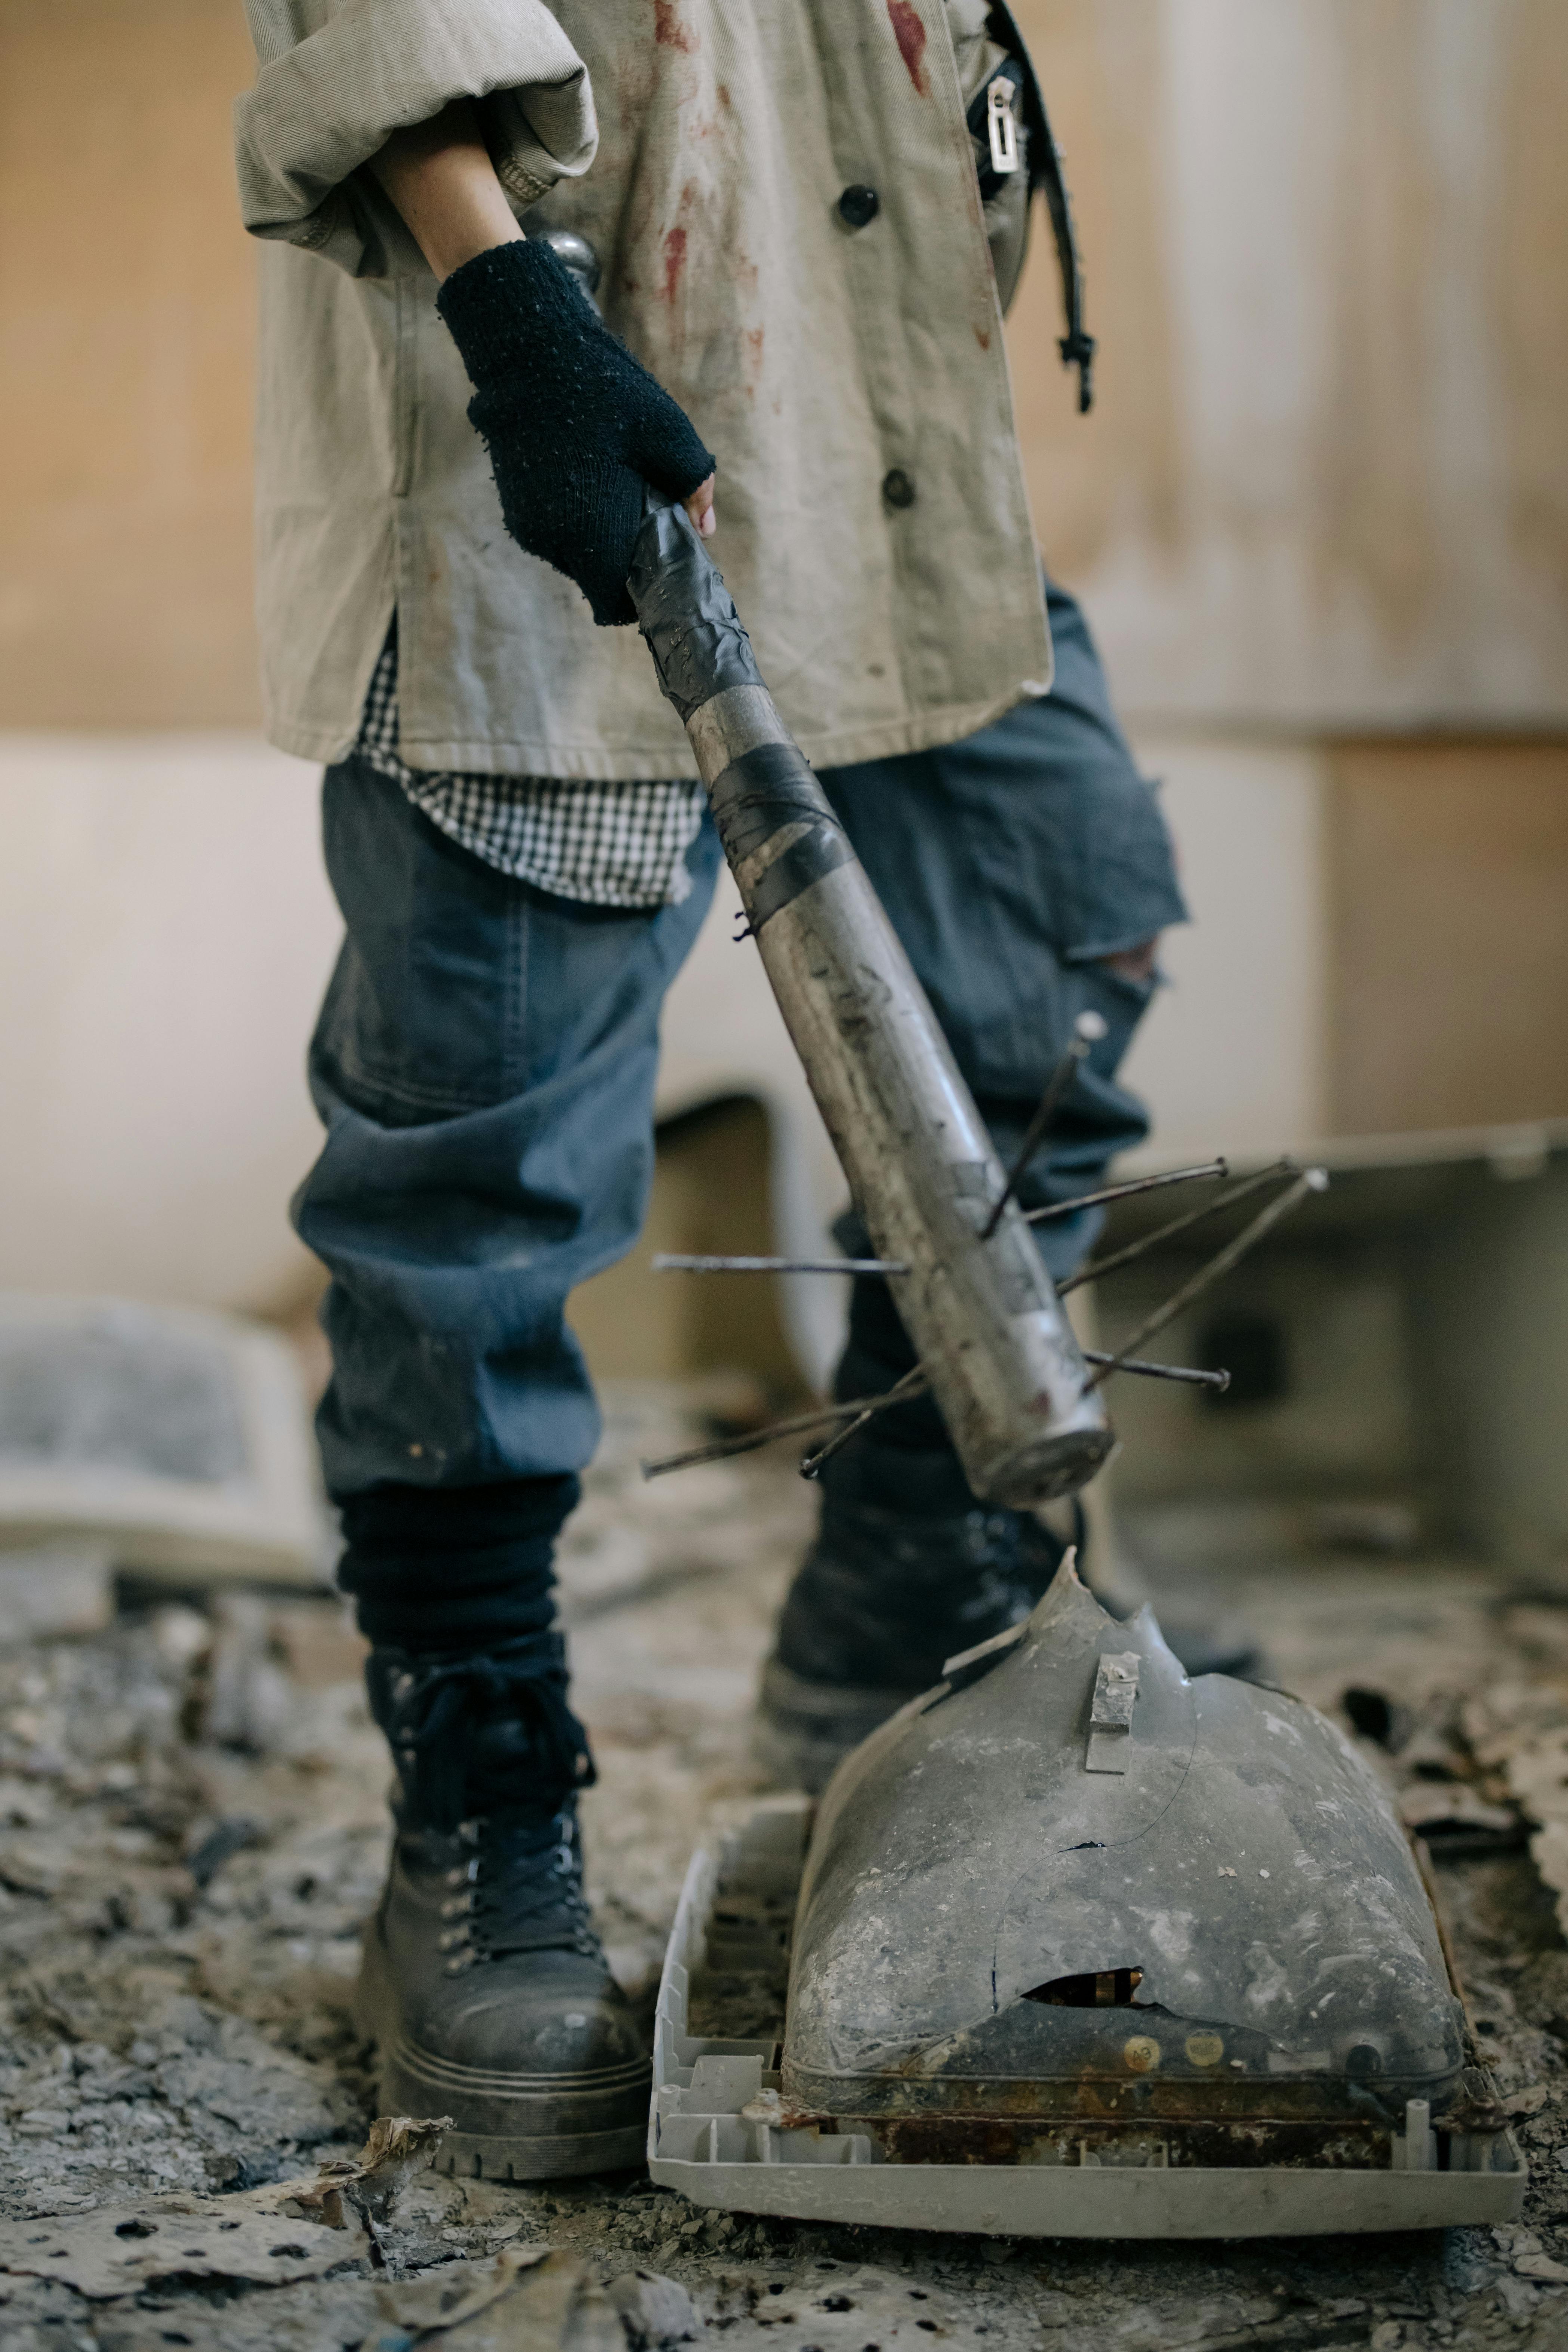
[1097,935,1159,987]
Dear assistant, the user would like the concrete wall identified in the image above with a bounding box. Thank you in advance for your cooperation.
[0,737,336,1312]
[1115,739,1330,1167]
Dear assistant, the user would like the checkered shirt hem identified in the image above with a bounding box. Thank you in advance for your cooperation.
[353,627,706,910]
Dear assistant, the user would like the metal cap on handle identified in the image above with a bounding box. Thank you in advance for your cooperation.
[627,499,1111,1504]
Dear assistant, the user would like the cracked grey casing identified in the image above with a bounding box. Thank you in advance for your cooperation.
[782,1563,1467,2136]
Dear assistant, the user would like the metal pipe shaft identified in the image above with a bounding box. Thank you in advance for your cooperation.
[629,503,1110,1504]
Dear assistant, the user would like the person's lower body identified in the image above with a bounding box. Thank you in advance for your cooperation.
[293,576,1187,2176]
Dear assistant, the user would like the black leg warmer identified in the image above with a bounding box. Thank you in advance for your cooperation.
[337,1475,580,1651]
[339,1477,592,1834]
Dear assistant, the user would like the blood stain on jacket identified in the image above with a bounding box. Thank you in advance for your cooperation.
[653,0,697,53]
[887,0,929,93]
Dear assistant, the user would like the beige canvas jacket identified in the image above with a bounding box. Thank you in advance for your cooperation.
[235,0,1053,780]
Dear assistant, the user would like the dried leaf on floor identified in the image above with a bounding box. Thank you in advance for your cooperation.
[380,2247,629,2352]
[0,2193,367,2299]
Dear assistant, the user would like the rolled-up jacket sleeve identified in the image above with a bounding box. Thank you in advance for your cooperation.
[235,0,597,277]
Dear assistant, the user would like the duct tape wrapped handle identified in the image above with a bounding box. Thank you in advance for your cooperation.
[626,494,856,931]
[626,493,765,722]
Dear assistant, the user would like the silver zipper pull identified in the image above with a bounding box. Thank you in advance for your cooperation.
[986,77,1020,177]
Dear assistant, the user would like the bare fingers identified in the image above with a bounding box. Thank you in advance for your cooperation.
[683,474,717,540]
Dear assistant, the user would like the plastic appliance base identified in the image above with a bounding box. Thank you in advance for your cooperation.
[648,1800,1527,2239]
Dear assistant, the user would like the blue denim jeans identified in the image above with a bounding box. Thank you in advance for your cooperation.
[295,579,1187,1501]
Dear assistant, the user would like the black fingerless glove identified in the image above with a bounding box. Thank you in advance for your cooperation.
[435,238,716,628]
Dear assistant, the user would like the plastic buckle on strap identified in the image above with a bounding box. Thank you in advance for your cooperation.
[986,77,1021,176]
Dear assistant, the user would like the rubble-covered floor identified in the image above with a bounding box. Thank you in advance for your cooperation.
[3,1385,1568,2351]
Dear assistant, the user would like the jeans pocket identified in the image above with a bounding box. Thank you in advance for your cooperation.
[313,762,527,1125]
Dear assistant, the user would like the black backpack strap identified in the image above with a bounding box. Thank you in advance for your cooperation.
[986,2,1096,413]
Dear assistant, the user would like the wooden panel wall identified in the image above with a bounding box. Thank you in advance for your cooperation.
[1327,742,1568,1135]
[0,1,260,726]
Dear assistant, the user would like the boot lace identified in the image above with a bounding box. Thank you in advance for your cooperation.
[378,1640,604,1973]
[381,1634,595,1834]
[438,1803,601,1971]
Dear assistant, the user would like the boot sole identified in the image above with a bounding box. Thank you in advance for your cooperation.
[752,1658,919,1794]
[356,1926,649,2182]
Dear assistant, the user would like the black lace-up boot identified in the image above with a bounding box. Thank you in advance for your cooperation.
[339,1477,647,2181]
[357,1637,648,2179]
[757,1436,1070,1792]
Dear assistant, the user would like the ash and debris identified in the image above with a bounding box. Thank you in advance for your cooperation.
[3,1386,1568,2348]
